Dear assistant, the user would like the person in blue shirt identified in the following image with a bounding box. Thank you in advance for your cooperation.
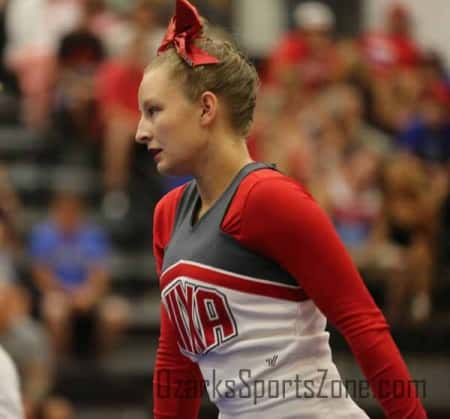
[29,190,128,359]
[398,82,450,164]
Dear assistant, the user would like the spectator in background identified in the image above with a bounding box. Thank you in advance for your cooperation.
[253,84,390,208]
[325,147,381,271]
[1,198,53,417]
[436,165,450,285]
[40,397,74,419]
[1,169,51,419]
[319,84,392,156]
[421,49,450,88]
[0,0,20,122]
[0,344,23,419]
[362,3,424,133]
[0,282,53,419]
[399,81,450,164]
[0,167,21,288]
[371,59,425,133]
[371,155,434,325]
[264,1,341,95]
[0,166,22,242]
[53,0,106,143]
[102,0,164,59]
[29,190,128,359]
[0,208,17,284]
[4,0,82,129]
[96,0,164,218]
[360,2,421,78]
[310,85,390,267]
[247,87,312,185]
[80,0,121,42]
[398,81,450,226]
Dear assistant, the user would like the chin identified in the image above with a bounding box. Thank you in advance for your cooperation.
[157,161,190,177]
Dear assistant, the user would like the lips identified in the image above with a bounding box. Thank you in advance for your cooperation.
[149,148,163,160]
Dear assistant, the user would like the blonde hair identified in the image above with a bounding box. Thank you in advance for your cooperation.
[147,34,259,137]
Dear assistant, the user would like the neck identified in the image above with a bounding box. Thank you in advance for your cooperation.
[193,135,253,209]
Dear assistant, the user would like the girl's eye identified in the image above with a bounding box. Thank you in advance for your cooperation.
[147,106,160,117]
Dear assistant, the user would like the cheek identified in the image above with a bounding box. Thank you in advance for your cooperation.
[166,114,202,152]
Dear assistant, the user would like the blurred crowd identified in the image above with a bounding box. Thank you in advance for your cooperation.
[251,1,450,329]
[0,1,449,418]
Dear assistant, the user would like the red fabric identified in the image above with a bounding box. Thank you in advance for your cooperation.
[264,32,339,89]
[158,0,219,67]
[152,169,427,418]
[424,81,450,109]
[95,60,142,118]
[153,184,204,419]
[263,32,307,85]
[267,32,309,68]
[360,32,421,76]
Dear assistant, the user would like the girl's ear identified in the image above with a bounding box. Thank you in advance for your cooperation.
[199,91,218,127]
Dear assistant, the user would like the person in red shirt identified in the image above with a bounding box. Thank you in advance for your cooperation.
[264,2,340,92]
[135,1,428,418]
[360,3,422,78]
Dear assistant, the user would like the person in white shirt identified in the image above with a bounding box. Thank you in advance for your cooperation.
[0,345,23,419]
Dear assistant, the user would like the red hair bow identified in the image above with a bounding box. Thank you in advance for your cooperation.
[158,0,220,67]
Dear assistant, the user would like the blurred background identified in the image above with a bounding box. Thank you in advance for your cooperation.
[0,0,449,418]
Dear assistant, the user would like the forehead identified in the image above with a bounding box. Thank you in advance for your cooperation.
[138,66,183,104]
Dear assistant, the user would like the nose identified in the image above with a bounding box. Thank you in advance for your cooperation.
[135,117,152,145]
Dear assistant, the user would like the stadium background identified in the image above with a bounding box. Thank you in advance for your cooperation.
[0,0,449,418]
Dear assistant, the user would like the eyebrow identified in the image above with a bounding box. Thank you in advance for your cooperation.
[140,98,161,111]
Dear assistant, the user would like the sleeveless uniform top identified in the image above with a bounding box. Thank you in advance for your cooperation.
[159,162,369,419]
